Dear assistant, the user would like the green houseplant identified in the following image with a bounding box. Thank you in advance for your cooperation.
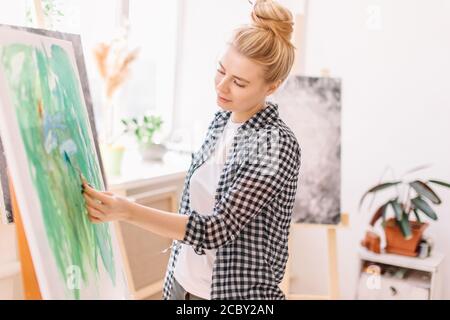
[359,171,450,256]
[121,115,166,161]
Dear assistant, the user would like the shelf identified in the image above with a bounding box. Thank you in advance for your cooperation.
[358,247,444,273]
[107,149,190,191]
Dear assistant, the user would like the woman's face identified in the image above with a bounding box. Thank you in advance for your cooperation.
[215,45,279,114]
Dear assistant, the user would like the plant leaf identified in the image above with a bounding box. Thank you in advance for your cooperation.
[398,213,412,239]
[401,164,432,178]
[411,196,438,220]
[409,180,441,204]
[369,203,389,227]
[428,180,450,189]
[390,199,403,221]
[359,181,402,210]
[413,209,421,223]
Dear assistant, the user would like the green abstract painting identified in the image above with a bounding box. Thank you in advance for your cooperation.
[0,28,128,299]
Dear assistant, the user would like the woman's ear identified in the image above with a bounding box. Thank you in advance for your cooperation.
[266,79,282,96]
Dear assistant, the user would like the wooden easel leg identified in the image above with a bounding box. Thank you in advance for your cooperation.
[9,179,42,300]
[33,0,46,29]
[327,228,339,299]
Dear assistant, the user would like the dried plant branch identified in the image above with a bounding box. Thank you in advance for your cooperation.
[93,43,110,80]
[93,41,139,99]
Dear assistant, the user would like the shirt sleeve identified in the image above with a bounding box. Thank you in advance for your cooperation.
[181,132,301,251]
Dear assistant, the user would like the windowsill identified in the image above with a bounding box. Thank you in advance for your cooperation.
[106,146,191,191]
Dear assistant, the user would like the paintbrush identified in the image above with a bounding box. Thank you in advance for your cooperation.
[63,151,87,185]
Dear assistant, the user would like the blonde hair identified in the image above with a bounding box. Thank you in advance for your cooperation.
[229,0,296,84]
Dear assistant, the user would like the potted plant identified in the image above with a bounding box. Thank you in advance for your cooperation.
[121,115,167,161]
[359,169,450,257]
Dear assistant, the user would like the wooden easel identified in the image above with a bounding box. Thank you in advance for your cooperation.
[280,47,346,298]
[280,213,349,300]
[7,0,46,300]
[285,68,345,299]
[9,178,42,299]
[32,0,46,28]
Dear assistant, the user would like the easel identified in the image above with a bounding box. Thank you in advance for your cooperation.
[280,213,349,300]
[282,5,347,296]
[10,179,42,299]
[280,67,345,299]
[8,0,46,300]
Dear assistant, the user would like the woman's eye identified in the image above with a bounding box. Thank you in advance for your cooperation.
[216,69,245,88]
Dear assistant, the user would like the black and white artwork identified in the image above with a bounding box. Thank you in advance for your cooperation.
[0,137,12,224]
[0,25,106,224]
[272,76,341,224]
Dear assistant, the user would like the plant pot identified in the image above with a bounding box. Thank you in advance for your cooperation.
[384,218,428,257]
[138,143,167,161]
[101,143,125,177]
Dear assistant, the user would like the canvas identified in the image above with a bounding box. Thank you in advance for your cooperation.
[272,76,342,224]
[0,27,128,299]
[0,137,12,224]
[0,25,105,226]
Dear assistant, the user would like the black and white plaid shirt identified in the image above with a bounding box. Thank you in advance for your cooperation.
[163,101,301,300]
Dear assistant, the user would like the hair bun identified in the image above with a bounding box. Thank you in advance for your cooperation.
[250,0,294,43]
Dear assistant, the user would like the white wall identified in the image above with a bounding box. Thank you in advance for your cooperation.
[291,0,450,299]
[172,0,304,151]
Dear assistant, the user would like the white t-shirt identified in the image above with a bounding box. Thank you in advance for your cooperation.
[173,117,243,299]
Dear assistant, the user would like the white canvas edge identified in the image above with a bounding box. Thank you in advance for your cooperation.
[0,27,129,299]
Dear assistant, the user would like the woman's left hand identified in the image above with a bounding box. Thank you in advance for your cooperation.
[82,180,132,224]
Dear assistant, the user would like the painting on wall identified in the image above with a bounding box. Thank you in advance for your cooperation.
[272,76,341,225]
[0,27,128,299]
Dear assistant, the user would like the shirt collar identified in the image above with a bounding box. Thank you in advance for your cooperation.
[215,101,279,131]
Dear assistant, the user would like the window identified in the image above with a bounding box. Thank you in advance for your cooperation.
[0,0,179,146]
[119,0,179,140]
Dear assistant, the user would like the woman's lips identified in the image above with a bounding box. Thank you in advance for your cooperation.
[218,95,232,102]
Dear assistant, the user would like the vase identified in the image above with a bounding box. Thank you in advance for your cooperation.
[101,143,125,177]
[384,218,428,257]
[138,143,167,161]
[100,93,122,144]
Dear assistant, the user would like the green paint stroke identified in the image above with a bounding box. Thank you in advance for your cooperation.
[1,43,116,299]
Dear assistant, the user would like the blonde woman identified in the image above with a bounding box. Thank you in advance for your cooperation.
[83,0,301,300]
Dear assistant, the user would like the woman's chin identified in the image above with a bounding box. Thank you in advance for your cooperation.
[217,99,232,110]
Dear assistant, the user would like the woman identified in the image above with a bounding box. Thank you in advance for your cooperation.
[82,0,301,300]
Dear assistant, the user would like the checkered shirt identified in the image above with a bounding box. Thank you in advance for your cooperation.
[163,101,301,300]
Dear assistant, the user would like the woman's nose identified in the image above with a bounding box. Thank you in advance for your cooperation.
[216,77,230,93]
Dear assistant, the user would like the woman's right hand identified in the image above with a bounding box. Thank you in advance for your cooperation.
[82,181,133,224]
